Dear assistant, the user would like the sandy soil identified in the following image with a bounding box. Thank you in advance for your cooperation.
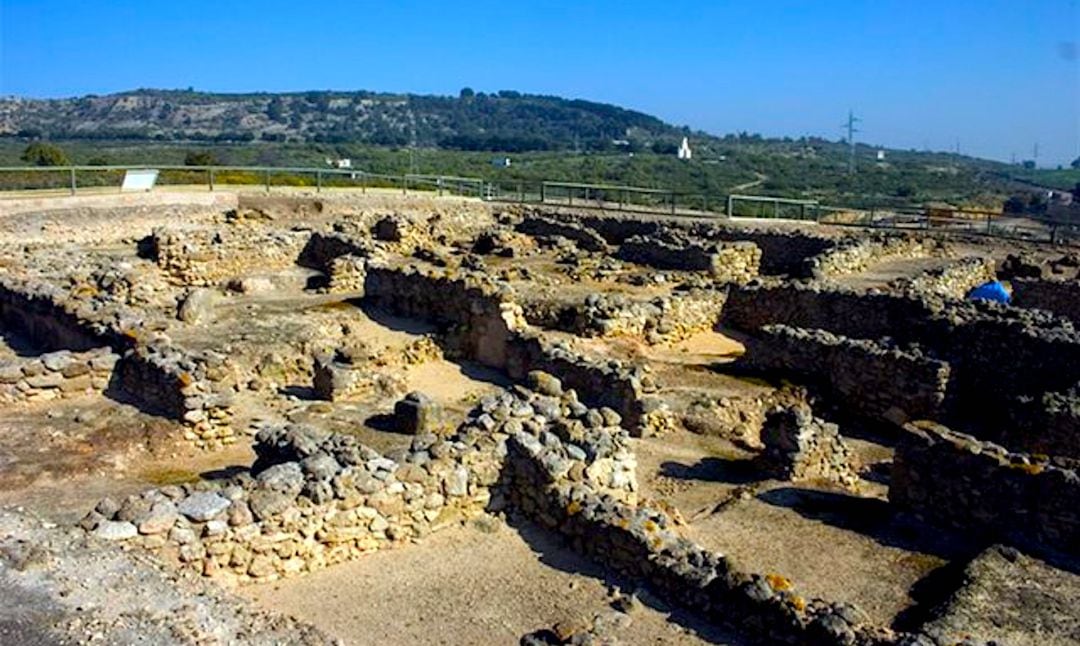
[686,487,976,627]
[241,518,744,645]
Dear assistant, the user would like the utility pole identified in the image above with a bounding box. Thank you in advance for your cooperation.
[842,109,861,173]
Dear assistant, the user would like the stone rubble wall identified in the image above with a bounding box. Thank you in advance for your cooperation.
[504,399,914,646]
[362,262,526,369]
[149,226,310,286]
[887,256,996,299]
[758,403,860,489]
[805,233,937,278]
[0,348,118,404]
[522,290,726,346]
[518,207,837,276]
[310,338,442,403]
[0,275,136,353]
[326,254,368,293]
[514,215,610,252]
[1002,388,1080,460]
[82,379,632,584]
[724,281,1080,454]
[617,233,761,283]
[504,333,660,436]
[891,421,1080,560]
[359,263,675,436]
[739,325,951,424]
[295,231,372,275]
[1011,277,1080,326]
[111,342,237,450]
[84,371,944,645]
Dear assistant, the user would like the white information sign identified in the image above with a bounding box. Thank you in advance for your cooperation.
[121,169,159,192]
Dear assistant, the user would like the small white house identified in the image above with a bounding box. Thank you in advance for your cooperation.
[491,156,511,168]
[876,150,886,161]
[325,158,352,169]
[677,137,692,160]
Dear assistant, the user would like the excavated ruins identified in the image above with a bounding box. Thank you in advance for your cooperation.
[0,190,1078,645]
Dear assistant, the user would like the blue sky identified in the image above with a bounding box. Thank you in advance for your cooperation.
[1,1,1077,165]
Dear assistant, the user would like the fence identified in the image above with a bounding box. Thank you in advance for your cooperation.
[0,165,485,198]
[0,164,1075,245]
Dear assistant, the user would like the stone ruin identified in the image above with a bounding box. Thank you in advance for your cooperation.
[0,191,1077,645]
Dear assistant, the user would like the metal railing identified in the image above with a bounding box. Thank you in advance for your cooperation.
[0,164,486,198]
[0,164,1075,245]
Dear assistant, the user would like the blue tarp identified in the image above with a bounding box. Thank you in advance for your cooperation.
[966,280,1011,304]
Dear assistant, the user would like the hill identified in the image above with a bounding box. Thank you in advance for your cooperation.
[1,88,1072,210]
[0,88,686,151]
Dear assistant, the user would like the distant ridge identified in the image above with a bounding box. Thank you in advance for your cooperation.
[0,88,691,151]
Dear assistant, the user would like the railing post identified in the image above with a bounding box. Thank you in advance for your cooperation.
[437,177,443,197]
[670,191,676,215]
[69,167,76,195]
[540,182,546,203]
[619,189,624,211]
[316,170,322,193]
[264,170,270,193]
[208,169,215,192]
[402,174,407,195]
[361,172,367,194]
[518,181,524,203]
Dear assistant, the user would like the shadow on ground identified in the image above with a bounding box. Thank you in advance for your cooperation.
[660,456,761,485]
[505,515,752,645]
[757,486,980,559]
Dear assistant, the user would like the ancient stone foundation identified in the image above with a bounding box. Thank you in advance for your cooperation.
[891,421,1080,559]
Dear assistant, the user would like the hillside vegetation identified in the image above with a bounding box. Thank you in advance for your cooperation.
[0,89,1072,209]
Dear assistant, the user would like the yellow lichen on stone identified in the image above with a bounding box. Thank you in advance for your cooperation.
[765,573,793,592]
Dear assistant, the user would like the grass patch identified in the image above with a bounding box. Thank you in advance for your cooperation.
[141,467,201,486]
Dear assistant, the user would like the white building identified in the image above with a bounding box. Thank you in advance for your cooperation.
[491,157,511,168]
[677,137,692,160]
[325,158,352,169]
[876,150,886,161]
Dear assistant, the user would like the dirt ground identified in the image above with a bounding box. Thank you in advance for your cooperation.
[241,517,744,646]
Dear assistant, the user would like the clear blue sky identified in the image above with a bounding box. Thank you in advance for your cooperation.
[1,0,1077,165]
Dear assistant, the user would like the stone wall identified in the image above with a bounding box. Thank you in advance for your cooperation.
[758,404,859,489]
[518,207,836,276]
[722,281,937,342]
[504,333,660,436]
[149,226,310,286]
[805,233,936,278]
[111,342,236,449]
[888,256,996,300]
[724,282,1080,450]
[521,290,726,345]
[362,262,526,368]
[515,215,609,252]
[0,348,118,404]
[1012,278,1080,326]
[739,324,951,424]
[82,377,632,585]
[295,231,372,274]
[891,422,1080,560]
[504,399,909,645]
[0,276,134,352]
[617,233,760,283]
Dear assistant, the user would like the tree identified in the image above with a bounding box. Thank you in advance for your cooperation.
[1071,156,1080,169]
[184,150,219,166]
[266,97,285,123]
[20,142,69,166]
[459,87,475,99]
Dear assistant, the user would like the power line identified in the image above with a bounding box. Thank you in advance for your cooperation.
[841,109,861,173]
